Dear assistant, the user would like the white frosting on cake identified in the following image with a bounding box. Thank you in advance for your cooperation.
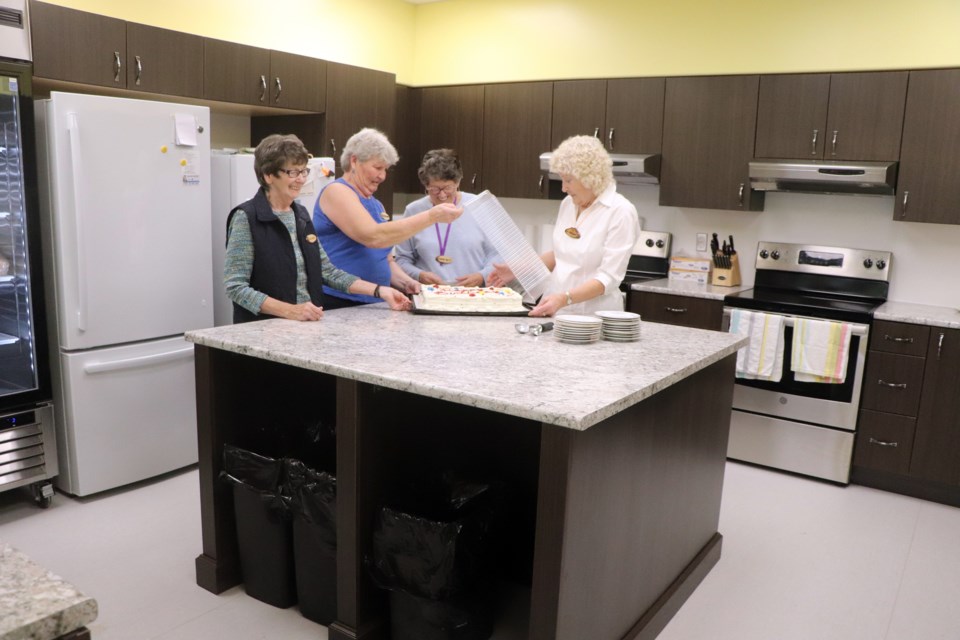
[416,285,525,313]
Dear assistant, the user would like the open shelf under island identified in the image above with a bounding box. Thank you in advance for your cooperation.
[185,307,747,640]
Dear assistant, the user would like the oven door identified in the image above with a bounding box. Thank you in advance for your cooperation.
[724,312,869,431]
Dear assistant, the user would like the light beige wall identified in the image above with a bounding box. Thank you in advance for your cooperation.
[36,0,960,86]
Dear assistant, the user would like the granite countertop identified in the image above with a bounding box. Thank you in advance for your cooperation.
[874,301,960,329]
[186,306,746,431]
[0,541,97,640]
[630,278,752,300]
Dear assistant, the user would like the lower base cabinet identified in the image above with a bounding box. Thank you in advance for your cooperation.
[628,291,724,331]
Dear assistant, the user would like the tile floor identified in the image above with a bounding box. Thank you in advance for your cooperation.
[1,461,959,640]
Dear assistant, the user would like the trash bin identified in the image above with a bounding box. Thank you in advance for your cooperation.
[285,458,337,625]
[369,473,504,640]
[221,444,296,608]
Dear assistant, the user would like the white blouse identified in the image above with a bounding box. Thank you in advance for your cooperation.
[549,182,640,315]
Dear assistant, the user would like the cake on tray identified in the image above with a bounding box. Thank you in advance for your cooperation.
[415,285,525,313]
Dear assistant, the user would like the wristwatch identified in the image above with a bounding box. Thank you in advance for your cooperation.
[565,291,573,306]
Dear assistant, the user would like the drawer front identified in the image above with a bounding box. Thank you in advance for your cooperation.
[631,292,723,331]
[854,409,916,475]
[870,321,930,357]
[860,351,925,416]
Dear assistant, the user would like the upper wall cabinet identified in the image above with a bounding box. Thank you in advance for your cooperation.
[895,69,960,225]
[660,75,763,211]
[394,85,422,194]
[268,51,326,112]
[31,0,127,88]
[126,23,203,98]
[551,78,665,154]
[203,39,270,106]
[482,82,553,199]
[419,85,485,193]
[754,71,908,161]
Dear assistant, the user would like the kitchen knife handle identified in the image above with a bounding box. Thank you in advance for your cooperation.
[134,55,142,86]
[274,76,282,103]
[810,129,818,155]
[901,190,909,218]
[259,75,267,102]
[113,51,121,83]
[830,130,838,156]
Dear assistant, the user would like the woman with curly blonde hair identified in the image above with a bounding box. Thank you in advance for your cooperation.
[489,135,640,316]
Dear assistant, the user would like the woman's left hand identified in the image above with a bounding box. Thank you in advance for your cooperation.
[455,273,484,288]
[528,292,566,318]
[380,286,413,311]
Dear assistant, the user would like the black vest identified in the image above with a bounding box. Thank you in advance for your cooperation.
[227,188,328,323]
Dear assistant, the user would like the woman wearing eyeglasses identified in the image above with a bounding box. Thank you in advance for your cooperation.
[224,134,411,323]
[394,149,500,287]
[313,128,463,309]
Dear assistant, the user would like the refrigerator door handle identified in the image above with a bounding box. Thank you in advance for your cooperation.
[83,346,194,375]
[66,112,88,333]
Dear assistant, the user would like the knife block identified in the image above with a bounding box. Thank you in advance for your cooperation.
[711,254,742,287]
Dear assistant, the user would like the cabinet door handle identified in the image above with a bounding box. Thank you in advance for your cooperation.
[593,127,600,138]
[883,334,914,344]
[330,138,337,158]
[665,307,687,314]
[937,332,944,360]
[738,182,745,207]
[538,175,544,192]
[113,51,122,83]
[901,190,909,218]
[259,74,267,102]
[274,76,282,103]
[868,437,899,448]
[471,173,477,188]
[811,129,818,155]
[134,55,142,86]
[878,379,907,390]
[830,130,838,156]
[607,127,615,150]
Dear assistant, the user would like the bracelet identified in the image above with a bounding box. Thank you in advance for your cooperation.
[565,291,573,306]
[373,285,381,299]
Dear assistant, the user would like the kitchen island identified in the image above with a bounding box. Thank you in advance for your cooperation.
[186,307,746,640]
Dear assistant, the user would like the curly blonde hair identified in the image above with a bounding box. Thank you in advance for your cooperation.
[548,135,613,195]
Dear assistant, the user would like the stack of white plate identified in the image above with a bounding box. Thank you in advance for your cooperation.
[554,315,604,344]
[596,310,641,342]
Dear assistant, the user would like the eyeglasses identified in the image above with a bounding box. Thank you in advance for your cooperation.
[278,168,311,178]
[426,184,457,196]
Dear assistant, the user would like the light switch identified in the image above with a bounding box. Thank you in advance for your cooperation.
[696,233,707,252]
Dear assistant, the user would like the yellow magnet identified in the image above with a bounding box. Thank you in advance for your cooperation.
[180,159,188,166]
[160,145,168,153]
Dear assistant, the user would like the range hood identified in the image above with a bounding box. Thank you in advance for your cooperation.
[749,159,898,196]
[540,152,661,185]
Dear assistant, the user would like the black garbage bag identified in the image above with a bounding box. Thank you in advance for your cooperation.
[389,588,494,640]
[220,444,296,608]
[285,458,338,624]
[368,473,505,600]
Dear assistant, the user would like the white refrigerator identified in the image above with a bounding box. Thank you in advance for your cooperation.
[34,92,214,496]
[211,152,335,327]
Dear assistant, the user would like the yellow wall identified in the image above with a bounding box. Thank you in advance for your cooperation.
[37,0,960,86]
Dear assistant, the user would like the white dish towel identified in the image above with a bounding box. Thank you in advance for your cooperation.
[729,309,786,382]
[791,318,852,384]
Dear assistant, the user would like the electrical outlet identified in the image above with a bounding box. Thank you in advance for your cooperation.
[696,233,708,252]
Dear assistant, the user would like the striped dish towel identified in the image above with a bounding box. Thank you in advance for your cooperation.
[791,318,851,384]
[729,309,786,382]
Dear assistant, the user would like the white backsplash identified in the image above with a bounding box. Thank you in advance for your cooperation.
[426,187,960,310]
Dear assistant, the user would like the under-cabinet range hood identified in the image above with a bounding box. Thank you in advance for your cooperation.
[749,159,898,196]
[540,152,661,185]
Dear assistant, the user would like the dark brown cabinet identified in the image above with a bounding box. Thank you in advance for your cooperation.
[911,328,960,485]
[660,75,763,211]
[628,291,724,331]
[419,85,485,193]
[126,23,203,98]
[895,69,960,225]
[393,85,422,194]
[755,72,908,161]
[482,82,553,199]
[30,0,126,88]
[551,78,665,154]
[203,39,270,106]
[267,51,325,112]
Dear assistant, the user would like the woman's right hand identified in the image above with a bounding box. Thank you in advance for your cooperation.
[286,301,324,321]
[428,202,463,224]
[487,263,514,287]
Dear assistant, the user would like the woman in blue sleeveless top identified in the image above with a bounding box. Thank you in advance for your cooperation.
[313,128,463,308]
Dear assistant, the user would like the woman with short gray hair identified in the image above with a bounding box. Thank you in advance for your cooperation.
[488,135,639,316]
[314,128,463,308]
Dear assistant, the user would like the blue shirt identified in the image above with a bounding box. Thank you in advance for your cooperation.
[313,178,391,303]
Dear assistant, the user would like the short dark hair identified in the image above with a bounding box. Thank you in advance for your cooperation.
[417,148,463,186]
[253,134,310,188]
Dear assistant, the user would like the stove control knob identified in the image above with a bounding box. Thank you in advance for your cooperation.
[655,239,665,248]
[863,258,873,269]
[759,249,769,259]
[645,238,654,247]
[876,259,887,270]
[771,250,781,260]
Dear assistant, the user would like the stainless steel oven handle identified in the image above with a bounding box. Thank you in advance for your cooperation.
[721,309,869,336]
[877,379,907,390]
[868,437,898,448]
